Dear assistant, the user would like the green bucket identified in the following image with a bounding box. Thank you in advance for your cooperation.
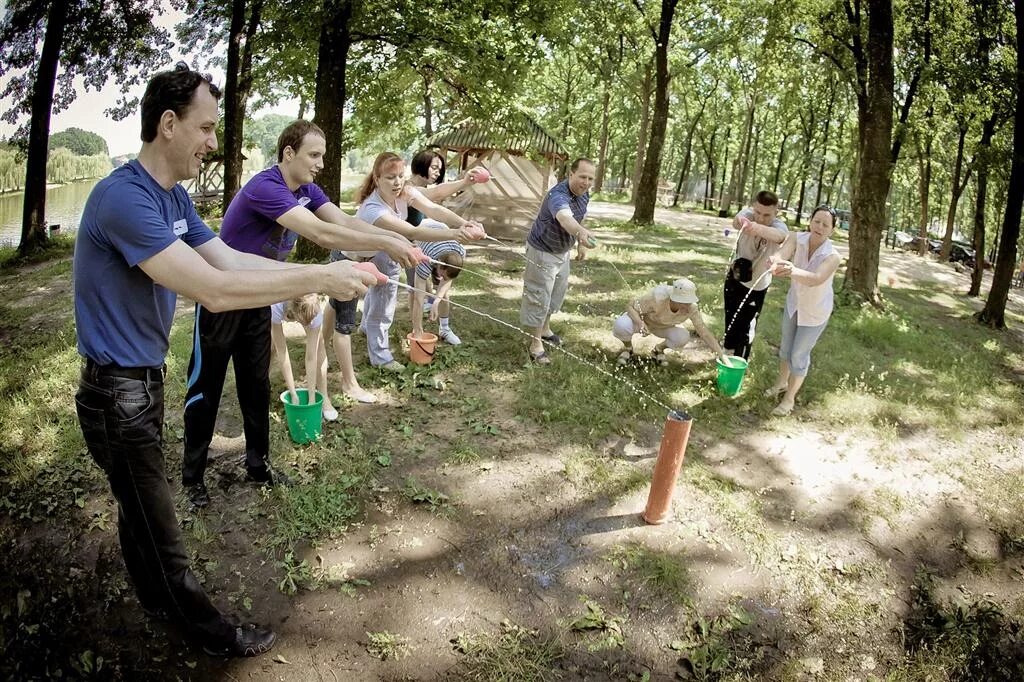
[280,389,323,444]
[716,356,748,397]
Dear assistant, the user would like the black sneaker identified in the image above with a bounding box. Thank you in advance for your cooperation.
[203,623,276,658]
[185,481,210,508]
[245,465,293,487]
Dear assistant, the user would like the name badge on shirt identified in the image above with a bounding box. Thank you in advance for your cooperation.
[173,219,188,236]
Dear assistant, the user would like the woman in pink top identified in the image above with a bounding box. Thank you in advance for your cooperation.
[765,205,842,416]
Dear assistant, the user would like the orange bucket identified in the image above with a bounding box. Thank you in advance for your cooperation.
[406,332,438,365]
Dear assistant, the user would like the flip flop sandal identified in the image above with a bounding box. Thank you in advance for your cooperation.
[530,350,552,365]
[541,333,562,346]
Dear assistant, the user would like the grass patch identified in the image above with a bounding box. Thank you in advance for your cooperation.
[669,606,757,681]
[453,620,563,681]
[0,233,75,270]
[561,448,650,500]
[607,543,693,605]
[403,477,453,514]
[365,630,409,660]
[899,569,1024,681]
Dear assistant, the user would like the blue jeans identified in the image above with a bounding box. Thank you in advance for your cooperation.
[76,362,235,644]
[778,311,828,376]
[362,251,402,366]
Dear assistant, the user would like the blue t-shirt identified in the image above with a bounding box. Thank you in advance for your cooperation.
[219,165,329,260]
[74,160,216,367]
[526,179,589,254]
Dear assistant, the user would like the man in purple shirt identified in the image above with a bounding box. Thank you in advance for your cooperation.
[182,120,416,508]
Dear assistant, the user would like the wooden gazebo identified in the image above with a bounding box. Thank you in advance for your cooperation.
[427,113,568,239]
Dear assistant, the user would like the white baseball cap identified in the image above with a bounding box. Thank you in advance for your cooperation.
[670,278,698,304]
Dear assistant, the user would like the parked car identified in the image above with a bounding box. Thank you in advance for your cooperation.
[950,241,977,268]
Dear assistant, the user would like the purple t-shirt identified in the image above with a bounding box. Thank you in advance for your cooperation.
[220,165,329,260]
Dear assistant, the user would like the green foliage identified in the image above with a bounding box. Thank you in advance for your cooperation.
[566,599,625,651]
[902,569,1024,681]
[402,477,452,514]
[245,113,295,163]
[607,543,693,605]
[268,474,362,550]
[365,630,409,660]
[669,607,754,682]
[48,128,108,156]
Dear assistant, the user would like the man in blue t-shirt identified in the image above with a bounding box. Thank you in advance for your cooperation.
[519,158,596,364]
[74,64,377,659]
[181,120,416,508]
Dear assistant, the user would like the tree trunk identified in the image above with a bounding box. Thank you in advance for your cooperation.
[298,95,307,120]
[630,60,654,204]
[704,131,716,211]
[968,118,996,296]
[843,0,896,305]
[422,73,434,138]
[772,132,789,193]
[672,119,697,207]
[632,0,678,223]
[300,0,353,263]
[18,0,70,256]
[813,90,835,208]
[747,119,762,202]
[595,84,611,192]
[721,95,756,217]
[222,0,263,209]
[916,133,932,255]
[940,123,970,260]
[717,127,730,211]
[977,0,1024,327]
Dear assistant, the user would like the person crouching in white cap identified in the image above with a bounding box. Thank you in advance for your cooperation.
[612,278,725,366]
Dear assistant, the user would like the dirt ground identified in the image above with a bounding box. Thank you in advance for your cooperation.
[4,204,1023,680]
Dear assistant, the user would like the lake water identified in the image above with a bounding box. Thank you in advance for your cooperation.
[0,172,366,247]
[0,179,101,247]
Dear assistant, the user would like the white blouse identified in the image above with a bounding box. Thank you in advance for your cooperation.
[785,232,836,327]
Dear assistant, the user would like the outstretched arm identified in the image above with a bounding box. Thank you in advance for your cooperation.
[689,308,725,357]
[146,240,375,312]
[271,323,298,403]
[302,325,319,400]
[555,208,594,246]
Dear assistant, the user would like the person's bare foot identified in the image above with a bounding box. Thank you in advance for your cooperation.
[764,384,787,398]
[771,400,794,416]
[342,385,377,404]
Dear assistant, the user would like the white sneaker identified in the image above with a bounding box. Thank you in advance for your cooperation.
[439,329,462,345]
[380,360,405,372]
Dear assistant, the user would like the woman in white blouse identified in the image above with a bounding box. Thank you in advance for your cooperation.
[764,205,842,416]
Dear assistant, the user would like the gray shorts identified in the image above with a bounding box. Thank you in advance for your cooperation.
[519,244,571,328]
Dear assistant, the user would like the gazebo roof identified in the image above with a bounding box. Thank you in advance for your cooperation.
[427,113,567,160]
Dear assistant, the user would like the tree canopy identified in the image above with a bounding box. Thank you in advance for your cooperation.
[47,127,108,157]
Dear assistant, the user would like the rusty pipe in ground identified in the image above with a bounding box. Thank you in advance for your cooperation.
[642,410,693,525]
